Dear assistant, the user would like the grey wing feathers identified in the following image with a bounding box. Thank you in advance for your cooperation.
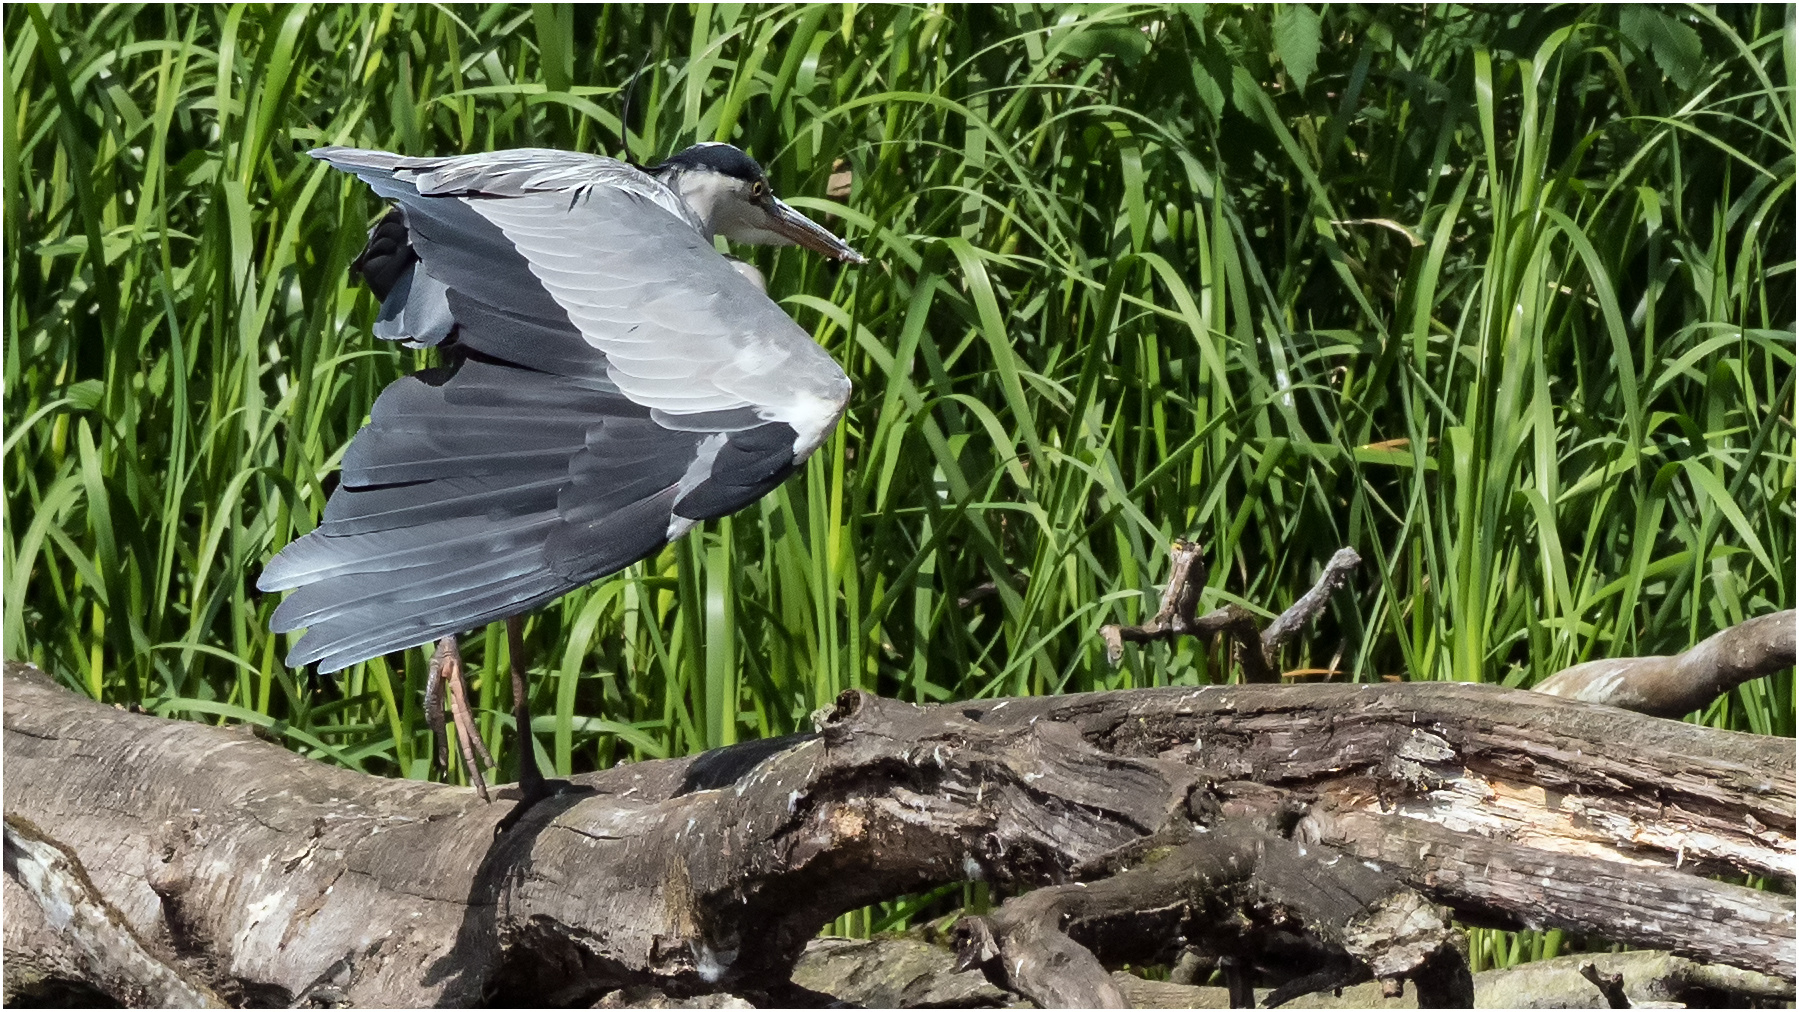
[261,146,848,671]
[260,359,765,671]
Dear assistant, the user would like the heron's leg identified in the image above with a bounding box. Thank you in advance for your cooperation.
[435,635,493,802]
[506,615,546,801]
[424,638,452,777]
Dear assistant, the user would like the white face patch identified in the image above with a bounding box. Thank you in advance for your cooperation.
[670,170,749,240]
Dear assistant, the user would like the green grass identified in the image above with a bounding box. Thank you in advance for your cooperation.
[6,1,1794,943]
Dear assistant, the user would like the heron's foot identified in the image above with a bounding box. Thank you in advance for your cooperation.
[429,636,495,802]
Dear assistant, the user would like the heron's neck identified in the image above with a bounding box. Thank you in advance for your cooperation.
[656,168,732,240]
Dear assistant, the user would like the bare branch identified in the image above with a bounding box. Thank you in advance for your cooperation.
[955,823,1469,1008]
[1100,538,1207,666]
[1261,547,1363,652]
[1535,609,1796,717]
[1101,543,1361,681]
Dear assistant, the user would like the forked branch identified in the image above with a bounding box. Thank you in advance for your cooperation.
[1100,544,1362,681]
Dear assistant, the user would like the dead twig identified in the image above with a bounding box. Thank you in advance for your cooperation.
[1101,543,1361,682]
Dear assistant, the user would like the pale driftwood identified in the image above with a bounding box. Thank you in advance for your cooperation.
[1535,609,1796,717]
[4,647,1792,1008]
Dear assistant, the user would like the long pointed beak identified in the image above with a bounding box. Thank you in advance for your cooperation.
[765,196,867,265]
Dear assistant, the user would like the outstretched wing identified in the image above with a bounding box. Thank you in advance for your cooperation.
[260,147,849,672]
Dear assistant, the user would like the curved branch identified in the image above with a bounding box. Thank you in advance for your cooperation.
[1534,609,1796,717]
[1101,545,1361,681]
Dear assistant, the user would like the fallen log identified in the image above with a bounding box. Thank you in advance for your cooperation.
[5,647,1791,1007]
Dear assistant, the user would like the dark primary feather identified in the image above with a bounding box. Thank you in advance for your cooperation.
[262,357,708,670]
[346,163,614,381]
[352,209,416,299]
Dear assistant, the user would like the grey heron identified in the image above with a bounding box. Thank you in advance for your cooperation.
[259,142,864,806]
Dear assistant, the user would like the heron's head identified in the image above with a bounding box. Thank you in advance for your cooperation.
[650,142,866,265]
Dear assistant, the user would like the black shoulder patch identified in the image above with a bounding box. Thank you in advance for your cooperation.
[652,142,764,182]
[352,208,416,300]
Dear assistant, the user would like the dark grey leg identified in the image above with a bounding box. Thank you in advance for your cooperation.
[507,615,546,801]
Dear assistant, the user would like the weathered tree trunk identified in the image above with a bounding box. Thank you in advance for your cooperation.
[5,648,1792,1007]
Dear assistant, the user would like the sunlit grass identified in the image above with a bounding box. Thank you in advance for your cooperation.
[6,0,1794,943]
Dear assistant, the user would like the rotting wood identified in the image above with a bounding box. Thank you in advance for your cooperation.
[5,641,1791,1008]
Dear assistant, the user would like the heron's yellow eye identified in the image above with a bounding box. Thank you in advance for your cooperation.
[750,180,766,199]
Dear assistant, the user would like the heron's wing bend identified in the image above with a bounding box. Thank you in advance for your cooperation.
[260,147,849,672]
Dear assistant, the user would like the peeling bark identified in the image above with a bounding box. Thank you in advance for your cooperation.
[5,648,1791,1007]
